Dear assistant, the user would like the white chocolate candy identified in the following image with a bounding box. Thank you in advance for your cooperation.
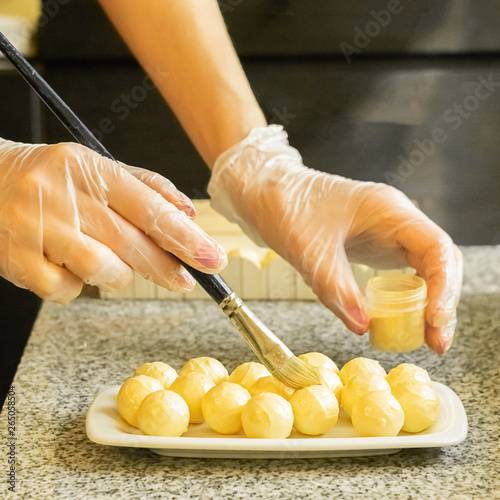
[341,375,391,417]
[386,363,432,392]
[249,375,295,400]
[339,357,387,385]
[179,357,228,386]
[392,382,439,433]
[137,390,189,437]
[242,393,294,439]
[116,375,164,427]
[289,385,339,436]
[351,390,405,437]
[201,382,251,434]
[134,361,178,389]
[169,372,215,424]
[316,366,343,405]
[298,352,339,374]
[228,362,271,391]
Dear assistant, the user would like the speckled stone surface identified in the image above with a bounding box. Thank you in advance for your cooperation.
[1,246,499,499]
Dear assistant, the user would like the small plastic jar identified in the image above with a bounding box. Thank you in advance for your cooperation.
[366,273,427,352]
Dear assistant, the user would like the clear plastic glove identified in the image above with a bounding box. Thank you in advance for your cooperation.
[0,139,227,303]
[208,125,462,355]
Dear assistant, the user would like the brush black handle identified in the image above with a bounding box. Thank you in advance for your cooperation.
[181,263,232,303]
[0,31,113,160]
[0,31,233,305]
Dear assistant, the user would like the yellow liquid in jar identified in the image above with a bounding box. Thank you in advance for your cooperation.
[369,308,425,352]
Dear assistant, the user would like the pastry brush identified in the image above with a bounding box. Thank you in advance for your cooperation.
[0,31,319,389]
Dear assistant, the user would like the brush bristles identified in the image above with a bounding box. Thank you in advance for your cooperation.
[272,356,321,389]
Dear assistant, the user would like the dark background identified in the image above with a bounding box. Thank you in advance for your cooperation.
[3,0,500,242]
[1,0,500,407]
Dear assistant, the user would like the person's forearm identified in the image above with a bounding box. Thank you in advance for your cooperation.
[98,0,266,168]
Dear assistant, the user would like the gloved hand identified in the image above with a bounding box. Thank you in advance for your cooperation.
[0,139,227,303]
[208,125,462,355]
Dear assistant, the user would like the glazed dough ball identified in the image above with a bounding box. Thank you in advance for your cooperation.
[179,357,228,386]
[392,382,439,433]
[316,366,343,405]
[116,375,164,427]
[249,375,295,400]
[134,361,178,389]
[137,390,189,437]
[386,363,432,392]
[289,385,339,436]
[351,390,404,437]
[339,357,387,385]
[341,375,391,417]
[228,362,271,391]
[298,352,339,374]
[202,382,251,434]
[170,372,215,424]
[242,393,294,439]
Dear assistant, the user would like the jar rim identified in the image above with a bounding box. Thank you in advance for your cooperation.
[366,273,427,307]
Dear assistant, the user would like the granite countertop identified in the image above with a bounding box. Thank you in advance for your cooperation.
[1,246,499,499]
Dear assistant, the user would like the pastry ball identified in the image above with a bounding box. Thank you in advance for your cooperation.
[289,385,339,436]
[201,382,251,434]
[339,357,387,385]
[298,352,339,374]
[170,372,215,424]
[179,357,228,386]
[316,366,343,405]
[249,375,295,400]
[134,361,178,389]
[341,375,391,417]
[392,382,439,433]
[386,363,432,392]
[137,390,189,437]
[228,362,271,390]
[242,393,294,439]
[351,390,404,437]
[116,375,164,427]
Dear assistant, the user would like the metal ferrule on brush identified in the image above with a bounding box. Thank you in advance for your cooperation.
[218,293,293,373]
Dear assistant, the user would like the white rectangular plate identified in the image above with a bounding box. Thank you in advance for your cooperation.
[86,382,467,458]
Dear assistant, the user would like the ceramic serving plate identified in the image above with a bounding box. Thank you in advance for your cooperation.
[86,382,467,458]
